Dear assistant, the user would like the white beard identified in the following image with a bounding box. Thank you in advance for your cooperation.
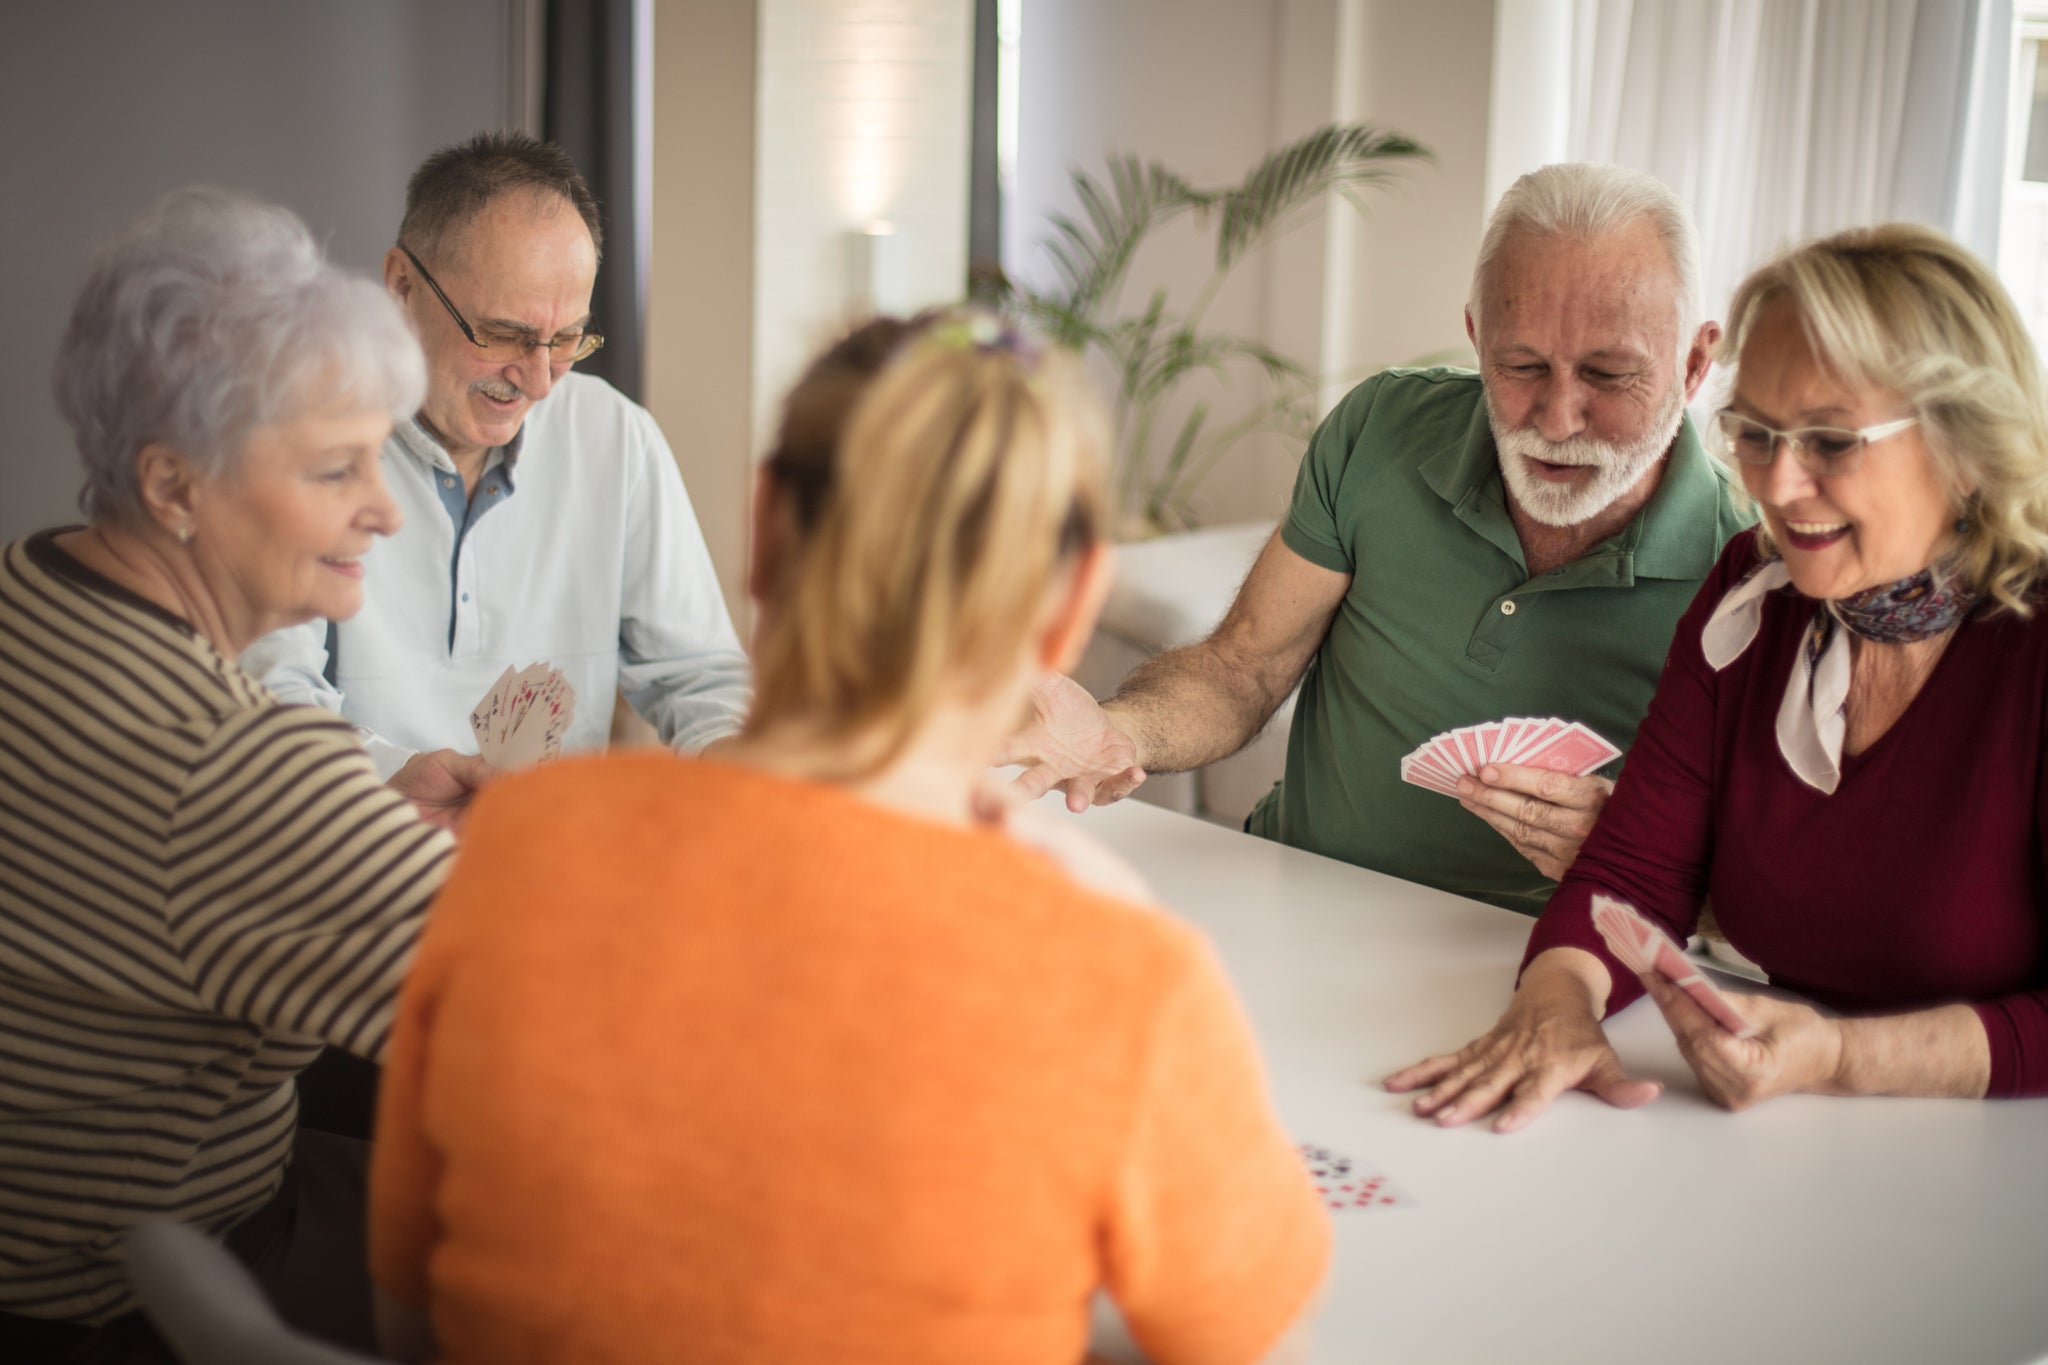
[1488,381,1686,529]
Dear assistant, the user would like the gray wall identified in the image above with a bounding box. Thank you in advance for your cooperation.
[0,0,519,540]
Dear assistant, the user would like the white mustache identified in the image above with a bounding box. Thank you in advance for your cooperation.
[1496,430,1618,469]
[473,379,524,402]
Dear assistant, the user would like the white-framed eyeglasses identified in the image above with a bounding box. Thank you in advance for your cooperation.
[1710,408,1919,478]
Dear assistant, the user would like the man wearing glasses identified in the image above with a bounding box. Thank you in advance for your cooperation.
[247,132,748,822]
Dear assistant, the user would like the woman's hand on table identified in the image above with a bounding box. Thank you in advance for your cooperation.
[1455,765,1613,881]
[389,749,497,833]
[1383,948,1660,1134]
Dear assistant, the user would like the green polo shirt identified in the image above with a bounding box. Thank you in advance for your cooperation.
[1245,367,1754,913]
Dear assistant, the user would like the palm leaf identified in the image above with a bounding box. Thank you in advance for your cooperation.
[1037,155,1199,320]
[1215,124,1430,270]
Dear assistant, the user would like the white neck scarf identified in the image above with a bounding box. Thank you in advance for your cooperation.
[1701,561,1851,794]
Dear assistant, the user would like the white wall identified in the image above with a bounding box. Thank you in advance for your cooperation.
[649,0,760,634]
[1006,0,1496,527]
[752,0,975,446]
[0,0,518,542]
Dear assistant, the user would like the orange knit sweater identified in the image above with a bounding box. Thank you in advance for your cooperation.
[370,753,1327,1365]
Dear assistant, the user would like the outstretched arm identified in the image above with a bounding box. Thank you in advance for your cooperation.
[1004,529,1348,809]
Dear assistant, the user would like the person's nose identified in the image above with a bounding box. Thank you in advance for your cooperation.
[508,343,555,402]
[1528,375,1589,443]
[1758,435,1820,508]
[362,460,404,537]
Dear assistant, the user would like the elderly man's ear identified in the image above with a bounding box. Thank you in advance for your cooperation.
[133,443,201,540]
[1683,321,1722,401]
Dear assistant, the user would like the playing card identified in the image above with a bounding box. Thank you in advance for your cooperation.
[1591,894,1758,1038]
[469,665,517,762]
[1297,1143,1415,1211]
[1500,717,1563,763]
[468,663,577,769]
[1401,756,1462,796]
[1399,717,1619,796]
[1515,721,1621,776]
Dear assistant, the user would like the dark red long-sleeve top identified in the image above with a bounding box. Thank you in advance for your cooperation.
[1526,529,2048,1097]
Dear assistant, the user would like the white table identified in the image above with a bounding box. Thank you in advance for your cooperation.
[1071,797,2048,1365]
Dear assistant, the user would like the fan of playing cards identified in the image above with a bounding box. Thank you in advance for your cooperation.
[1399,716,1620,796]
[469,664,576,768]
[1591,893,1758,1038]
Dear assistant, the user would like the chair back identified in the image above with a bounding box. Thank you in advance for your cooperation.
[121,1218,383,1365]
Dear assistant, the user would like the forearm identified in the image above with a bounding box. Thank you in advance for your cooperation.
[626,650,752,753]
[1829,1004,1991,1099]
[1516,947,1616,1019]
[1104,639,1292,775]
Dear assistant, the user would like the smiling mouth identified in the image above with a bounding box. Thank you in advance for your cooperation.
[320,555,365,578]
[1781,518,1850,551]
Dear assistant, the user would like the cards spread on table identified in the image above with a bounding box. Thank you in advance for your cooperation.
[1398,716,1619,796]
[1297,1143,1414,1212]
[1591,894,1759,1039]
[469,664,575,768]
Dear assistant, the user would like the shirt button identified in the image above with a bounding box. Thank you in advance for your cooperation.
[1500,600,1517,615]
[461,592,470,603]
[443,476,456,488]
[486,484,499,495]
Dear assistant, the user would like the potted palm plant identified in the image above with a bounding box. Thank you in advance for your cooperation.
[986,122,1430,536]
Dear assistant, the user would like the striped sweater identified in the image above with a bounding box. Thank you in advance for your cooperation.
[0,532,452,1323]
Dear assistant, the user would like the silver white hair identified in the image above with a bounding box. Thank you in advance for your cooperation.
[54,188,426,524]
[1467,162,1704,356]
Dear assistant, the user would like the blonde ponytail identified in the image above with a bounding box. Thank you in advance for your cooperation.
[752,314,1109,776]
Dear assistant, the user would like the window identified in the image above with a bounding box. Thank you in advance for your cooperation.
[1997,4,2048,345]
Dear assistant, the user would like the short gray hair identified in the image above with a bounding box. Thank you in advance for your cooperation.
[1468,163,1703,353]
[398,130,603,268]
[54,188,426,524]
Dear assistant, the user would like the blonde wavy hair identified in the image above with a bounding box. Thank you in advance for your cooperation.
[1720,223,2048,615]
[750,313,1110,778]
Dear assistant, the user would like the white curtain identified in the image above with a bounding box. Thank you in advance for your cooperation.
[1563,0,2012,327]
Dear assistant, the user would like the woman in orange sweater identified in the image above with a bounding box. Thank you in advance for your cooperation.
[368,313,1328,1365]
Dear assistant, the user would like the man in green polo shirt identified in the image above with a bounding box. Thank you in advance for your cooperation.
[1004,162,1755,913]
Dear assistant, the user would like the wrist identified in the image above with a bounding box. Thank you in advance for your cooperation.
[1818,1016,1857,1096]
[1098,700,1148,770]
[1517,947,1611,1020]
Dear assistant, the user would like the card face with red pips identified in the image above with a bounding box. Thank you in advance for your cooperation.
[1298,1143,1415,1212]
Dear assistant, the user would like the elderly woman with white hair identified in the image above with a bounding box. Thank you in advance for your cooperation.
[0,190,457,1361]
[1391,223,2048,1128]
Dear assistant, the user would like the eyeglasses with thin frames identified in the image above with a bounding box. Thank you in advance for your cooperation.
[1709,408,1919,479]
[398,245,604,365]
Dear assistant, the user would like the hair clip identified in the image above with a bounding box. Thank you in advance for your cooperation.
[913,310,1043,368]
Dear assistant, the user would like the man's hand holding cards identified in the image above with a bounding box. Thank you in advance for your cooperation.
[1401,718,1620,880]
[1399,716,1619,793]
[470,663,577,768]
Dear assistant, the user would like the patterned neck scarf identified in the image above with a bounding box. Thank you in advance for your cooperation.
[1701,557,1975,794]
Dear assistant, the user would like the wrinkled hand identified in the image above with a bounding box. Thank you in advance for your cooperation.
[388,749,497,833]
[1638,969,1844,1111]
[997,673,1145,811]
[1456,763,1614,881]
[1383,953,1660,1134]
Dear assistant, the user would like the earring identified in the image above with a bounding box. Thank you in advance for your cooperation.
[176,524,193,545]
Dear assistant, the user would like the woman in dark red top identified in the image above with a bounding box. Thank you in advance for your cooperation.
[1390,223,2048,1128]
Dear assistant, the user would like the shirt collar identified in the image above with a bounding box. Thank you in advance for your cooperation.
[392,415,525,491]
[1419,397,1729,582]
